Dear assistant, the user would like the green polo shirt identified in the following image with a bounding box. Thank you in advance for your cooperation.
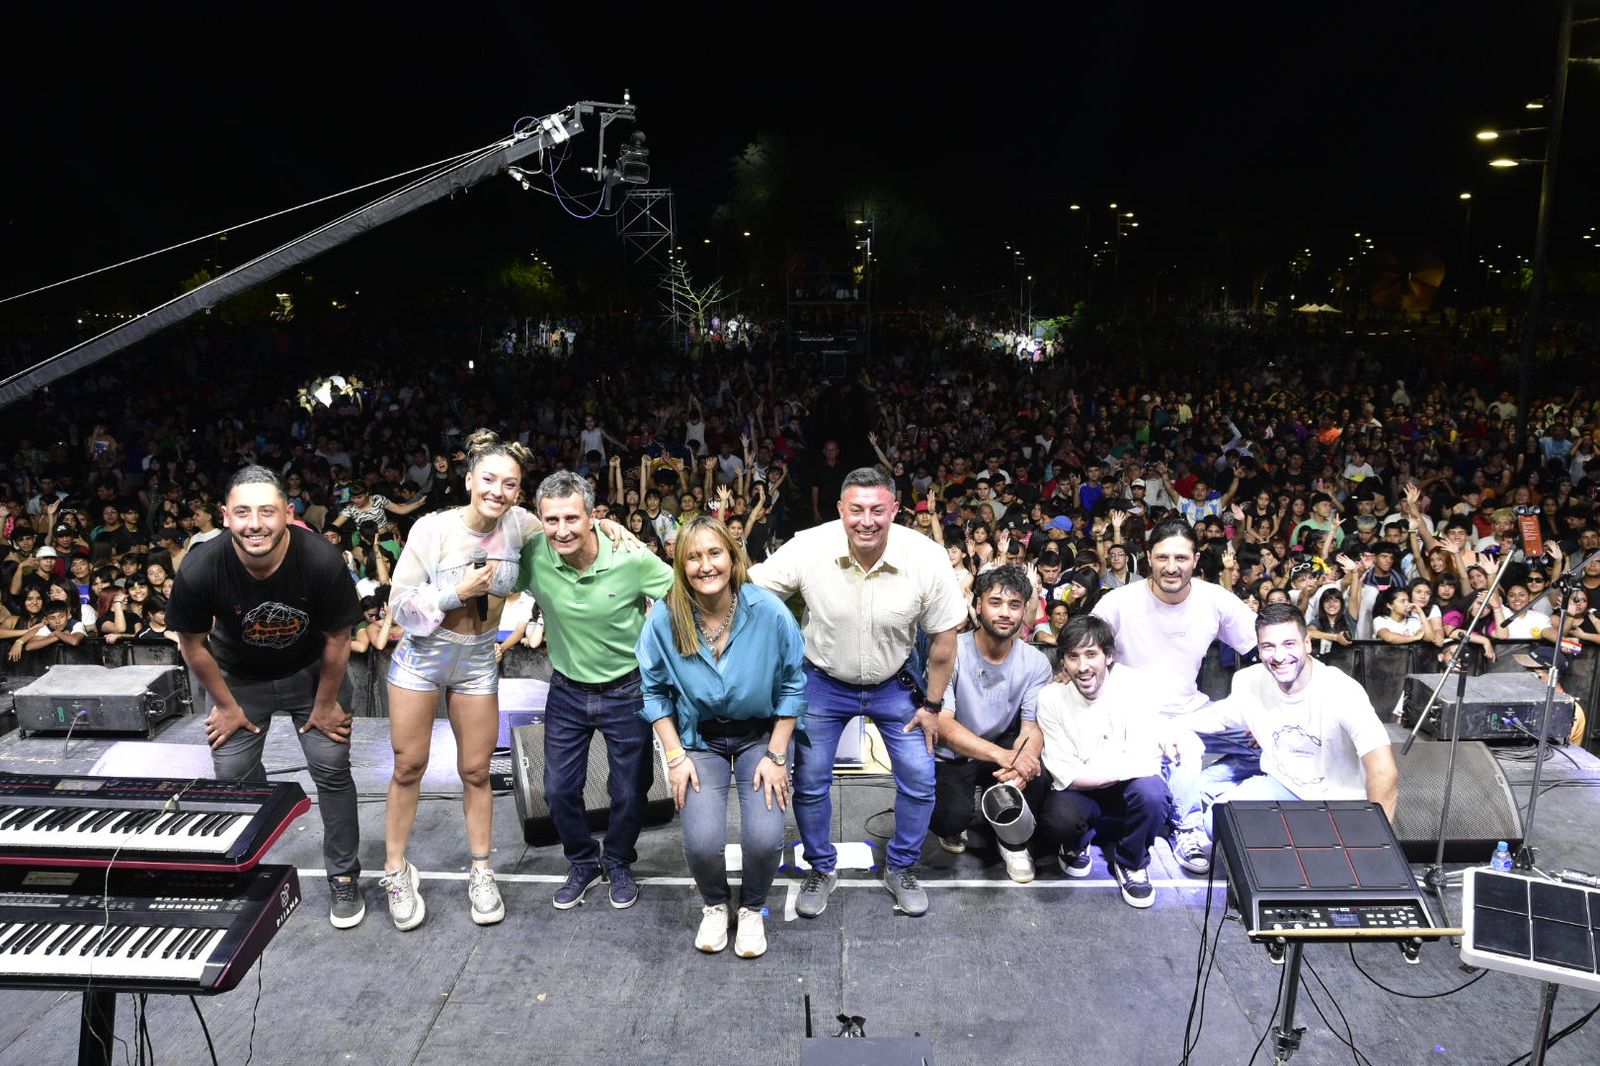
[517,532,675,684]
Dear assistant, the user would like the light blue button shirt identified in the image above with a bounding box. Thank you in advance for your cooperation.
[637,582,807,750]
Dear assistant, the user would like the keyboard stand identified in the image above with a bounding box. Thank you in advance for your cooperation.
[78,989,116,1066]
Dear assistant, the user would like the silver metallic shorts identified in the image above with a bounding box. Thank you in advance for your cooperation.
[387,628,499,696]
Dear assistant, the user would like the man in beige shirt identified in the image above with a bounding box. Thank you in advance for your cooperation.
[751,468,966,918]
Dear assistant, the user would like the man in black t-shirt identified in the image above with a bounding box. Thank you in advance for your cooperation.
[168,466,366,929]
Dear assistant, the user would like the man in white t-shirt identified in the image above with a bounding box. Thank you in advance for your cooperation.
[1091,518,1257,875]
[1179,603,1398,830]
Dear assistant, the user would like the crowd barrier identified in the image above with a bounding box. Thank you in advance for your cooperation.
[4,637,1597,750]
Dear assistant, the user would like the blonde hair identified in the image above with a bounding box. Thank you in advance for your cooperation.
[665,515,749,657]
[463,429,535,476]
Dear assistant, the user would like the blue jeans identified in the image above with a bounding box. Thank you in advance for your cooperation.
[543,671,653,872]
[210,665,359,878]
[680,723,792,909]
[794,662,933,872]
[1164,724,1261,836]
[1204,772,1302,837]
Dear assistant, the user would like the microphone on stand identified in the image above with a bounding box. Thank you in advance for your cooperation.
[470,548,489,621]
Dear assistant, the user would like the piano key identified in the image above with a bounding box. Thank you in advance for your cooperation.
[20,923,57,954]
[125,926,159,955]
[167,926,206,960]
[55,925,92,956]
[2,924,40,953]
[37,925,78,955]
[100,925,138,957]
[138,927,178,959]
[78,927,114,957]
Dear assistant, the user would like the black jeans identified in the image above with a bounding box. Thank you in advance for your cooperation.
[930,723,1052,852]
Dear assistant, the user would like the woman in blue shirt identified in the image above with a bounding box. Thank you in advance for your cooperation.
[637,515,806,959]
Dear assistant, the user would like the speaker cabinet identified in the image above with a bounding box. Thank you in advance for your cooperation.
[509,720,673,847]
[1392,741,1524,863]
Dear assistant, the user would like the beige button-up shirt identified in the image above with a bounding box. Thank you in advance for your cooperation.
[750,521,967,686]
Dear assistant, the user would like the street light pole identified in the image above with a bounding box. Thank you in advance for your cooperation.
[1514,0,1572,456]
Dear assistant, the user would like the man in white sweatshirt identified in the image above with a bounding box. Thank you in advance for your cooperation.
[1035,615,1179,909]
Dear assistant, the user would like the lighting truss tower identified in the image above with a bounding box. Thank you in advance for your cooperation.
[617,188,676,321]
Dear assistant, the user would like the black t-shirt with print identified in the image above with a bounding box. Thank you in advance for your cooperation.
[167,526,362,680]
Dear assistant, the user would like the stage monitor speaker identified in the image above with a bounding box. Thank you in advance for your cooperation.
[1405,672,1574,744]
[13,665,190,737]
[509,721,673,847]
[1392,741,1524,863]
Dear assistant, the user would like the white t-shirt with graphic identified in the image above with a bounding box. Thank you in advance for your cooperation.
[1181,661,1389,801]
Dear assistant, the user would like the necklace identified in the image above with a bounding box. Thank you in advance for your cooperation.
[696,590,738,645]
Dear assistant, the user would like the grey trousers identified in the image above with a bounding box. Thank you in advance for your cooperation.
[208,663,360,878]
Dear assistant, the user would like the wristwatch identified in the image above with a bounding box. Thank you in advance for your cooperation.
[763,750,787,767]
[920,697,945,714]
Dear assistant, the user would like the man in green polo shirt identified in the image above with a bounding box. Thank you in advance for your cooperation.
[519,470,674,911]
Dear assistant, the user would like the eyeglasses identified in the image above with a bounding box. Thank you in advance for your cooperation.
[1528,575,1547,584]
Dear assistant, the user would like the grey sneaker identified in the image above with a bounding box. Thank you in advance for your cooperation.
[468,867,505,926]
[882,866,929,916]
[1173,829,1212,875]
[795,869,838,918]
[380,860,426,931]
[328,875,365,929]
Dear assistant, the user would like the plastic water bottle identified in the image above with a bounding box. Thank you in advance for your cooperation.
[1491,841,1514,872]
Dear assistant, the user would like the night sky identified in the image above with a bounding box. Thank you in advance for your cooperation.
[1,3,1592,318]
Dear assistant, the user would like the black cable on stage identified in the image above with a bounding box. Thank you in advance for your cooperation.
[1179,857,1227,1064]
[1346,943,1487,999]
[243,955,264,1066]
[1246,963,1287,1066]
[1305,957,1375,1066]
[140,992,156,1066]
[1499,996,1600,1066]
[188,996,220,1066]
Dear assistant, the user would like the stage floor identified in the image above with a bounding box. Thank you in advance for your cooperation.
[2,713,1599,1066]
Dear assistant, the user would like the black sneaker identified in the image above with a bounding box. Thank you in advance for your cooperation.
[328,875,365,929]
[1059,847,1093,878]
[607,866,639,909]
[1110,862,1155,909]
[552,865,601,910]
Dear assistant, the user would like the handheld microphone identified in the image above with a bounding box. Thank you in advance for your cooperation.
[470,548,489,621]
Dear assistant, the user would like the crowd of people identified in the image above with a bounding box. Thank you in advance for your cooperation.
[3,306,1600,953]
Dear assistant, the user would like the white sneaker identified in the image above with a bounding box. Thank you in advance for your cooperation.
[734,907,767,958]
[380,860,426,931]
[468,867,505,926]
[695,903,729,953]
[1000,845,1035,884]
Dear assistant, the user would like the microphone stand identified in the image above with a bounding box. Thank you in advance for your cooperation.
[1515,546,1600,870]
[1401,552,1512,934]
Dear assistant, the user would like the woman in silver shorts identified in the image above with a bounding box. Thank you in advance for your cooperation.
[379,430,537,930]
[379,430,634,931]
